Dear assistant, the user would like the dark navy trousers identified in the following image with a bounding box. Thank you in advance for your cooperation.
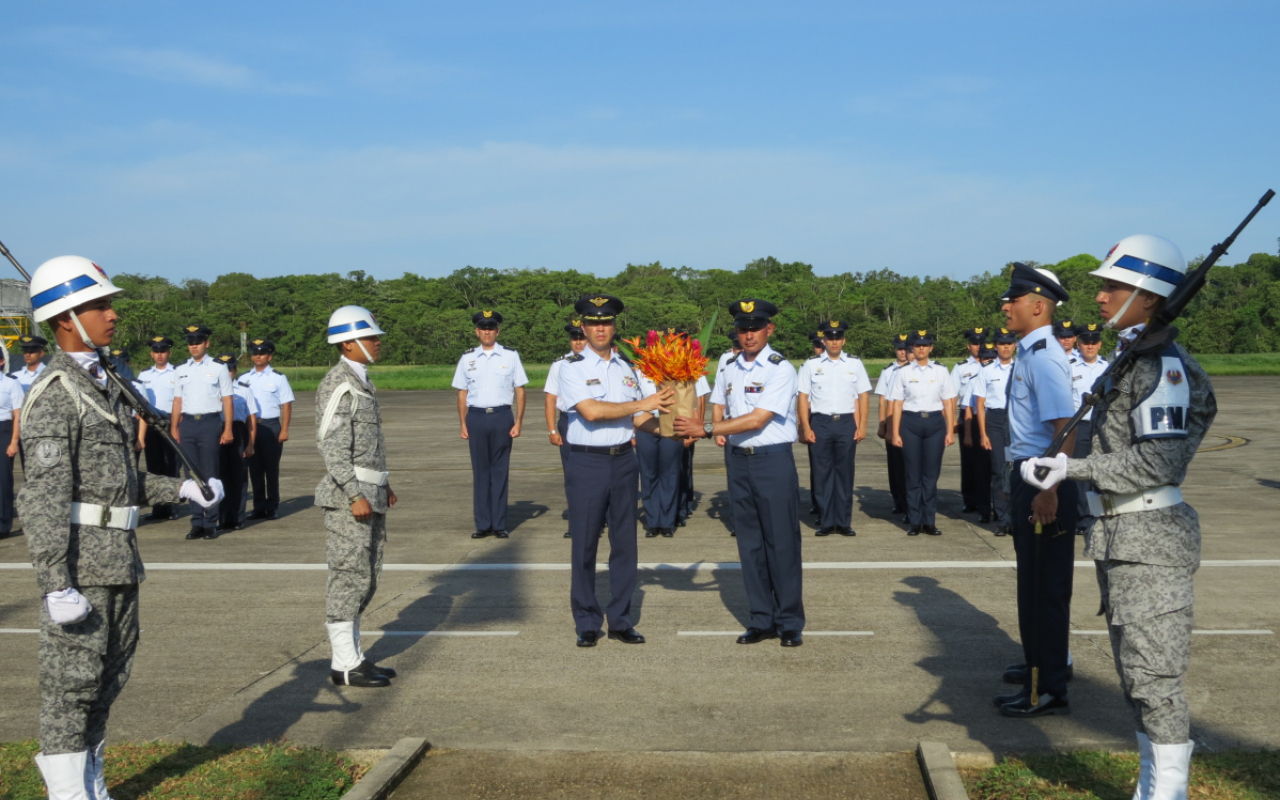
[727,445,805,632]
[466,406,514,532]
[219,420,250,528]
[178,414,222,528]
[959,417,981,508]
[143,421,179,516]
[678,442,696,520]
[249,417,283,514]
[1072,419,1095,529]
[886,442,906,511]
[567,447,639,634]
[1010,461,1079,698]
[636,431,683,530]
[810,413,856,530]
[986,409,1010,524]
[0,420,13,531]
[556,412,570,504]
[901,411,946,527]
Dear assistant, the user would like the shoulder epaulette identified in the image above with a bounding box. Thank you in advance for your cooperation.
[464,346,478,354]
[553,355,566,363]
[726,353,740,365]
[955,360,965,367]
[1031,340,1047,353]
[768,353,785,365]
[566,353,585,363]
[237,379,252,387]
[505,346,518,353]
[806,353,820,360]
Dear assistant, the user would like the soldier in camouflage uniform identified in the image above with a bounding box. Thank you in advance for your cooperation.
[316,305,398,688]
[1024,235,1213,800]
[20,256,223,800]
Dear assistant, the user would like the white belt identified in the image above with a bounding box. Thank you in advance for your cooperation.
[354,466,390,486]
[69,503,140,530]
[1087,486,1182,517]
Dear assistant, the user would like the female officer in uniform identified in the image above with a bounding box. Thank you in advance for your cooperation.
[889,330,956,535]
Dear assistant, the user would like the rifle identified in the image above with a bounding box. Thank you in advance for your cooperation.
[1034,189,1274,479]
[0,239,215,500]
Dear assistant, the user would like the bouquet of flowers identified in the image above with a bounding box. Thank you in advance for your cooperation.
[623,313,717,438]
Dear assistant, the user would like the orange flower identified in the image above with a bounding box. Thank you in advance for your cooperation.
[624,330,710,383]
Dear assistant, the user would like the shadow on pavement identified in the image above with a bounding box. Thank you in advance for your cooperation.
[631,564,750,630]
[505,499,548,534]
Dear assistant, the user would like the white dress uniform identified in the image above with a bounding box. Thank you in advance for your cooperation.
[875,358,909,511]
[173,355,233,530]
[797,350,871,533]
[11,362,45,394]
[451,341,529,534]
[243,363,295,517]
[951,353,986,512]
[973,357,1015,526]
[888,357,957,531]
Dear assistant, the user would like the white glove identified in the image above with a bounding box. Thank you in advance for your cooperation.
[46,587,92,625]
[180,478,225,508]
[1020,453,1069,491]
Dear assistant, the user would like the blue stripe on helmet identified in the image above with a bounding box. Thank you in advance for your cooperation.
[327,320,373,336]
[30,274,99,310]
[1113,254,1183,287]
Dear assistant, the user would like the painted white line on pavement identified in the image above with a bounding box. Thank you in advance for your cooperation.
[0,628,38,634]
[677,631,874,637]
[3,560,1279,572]
[363,631,520,637]
[1073,629,1274,636]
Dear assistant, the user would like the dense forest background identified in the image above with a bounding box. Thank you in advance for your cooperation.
[106,248,1280,365]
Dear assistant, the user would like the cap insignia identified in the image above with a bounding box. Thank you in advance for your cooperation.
[482,310,494,318]
[740,301,755,313]
[186,326,199,332]
[590,297,607,307]
[917,330,927,336]
[974,327,983,334]
[571,319,581,327]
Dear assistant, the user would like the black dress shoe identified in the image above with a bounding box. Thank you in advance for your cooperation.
[470,530,492,539]
[645,528,659,538]
[907,525,921,536]
[979,514,992,524]
[493,530,509,538]
[994,525,1009,537]
[203,527,219,540]
[779,630,803,647]
[1003,663,1074,684]
[360,659,397,679]
[677,518,686,527]
[563,531,572,538]
[892,505,905,514]
[607,627,645,644]
[963,505,978,513]
[999,693,1070,718]
[736,627,778,645]
[808,506,819,515]
[924,525,942,536]
[993,688,1029,708]
[839,527,857,537]
[814,527,833,537]
[661,528,674,538]
[901,514,910,524]
[331,662,391,688]
[144,510,172,522]
[248,510,269,520]
[577,630,599,647]
[185,527,204,540]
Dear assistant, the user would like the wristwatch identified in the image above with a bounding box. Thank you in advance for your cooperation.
[703,422,715,438]
[548,430,557,436]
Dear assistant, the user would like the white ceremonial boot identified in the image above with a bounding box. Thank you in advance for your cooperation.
[87,741,113,800]
[1132,732,1154,800]
[1150,740,1194,800]
[327,621,388,687]
[34,750,91,800]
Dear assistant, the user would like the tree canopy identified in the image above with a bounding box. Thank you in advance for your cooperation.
[104,250,1280,365]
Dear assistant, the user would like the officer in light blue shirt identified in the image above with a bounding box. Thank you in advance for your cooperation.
[961,341,998,524]
[170,324,234,539]
[875,335,912,515]
[134,335,181,520]
[676,298,805,647]
[973,328,1017,533]
[10,335,48,394]
[0,371,23,534]
[952,328,988,516]
[243,338,295,521]
[451,310,530,539]
[558,294,671,647]
[543,321,588,537]
[995,263,1080,719]
[215,354,259,531]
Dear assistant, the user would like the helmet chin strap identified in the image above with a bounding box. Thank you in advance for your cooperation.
[69,310,105,355]
[355,339,376,364]
[1101,289,1141,331]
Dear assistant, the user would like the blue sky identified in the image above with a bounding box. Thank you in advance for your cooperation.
[1,1,1276,283]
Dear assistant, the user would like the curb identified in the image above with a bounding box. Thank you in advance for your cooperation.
[917,741,969,800]
[341,737,431,800]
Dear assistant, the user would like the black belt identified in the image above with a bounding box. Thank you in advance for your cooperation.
[731,443,791,456]
[811,412,853,420]
[469,405,511,414]
[570,443,633,456]
[902,410,941,418]
[181,413,220,421]
[986,407,1008,415]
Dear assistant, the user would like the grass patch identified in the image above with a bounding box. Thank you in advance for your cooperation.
[961,749,1280,800]
[0,739,370,800]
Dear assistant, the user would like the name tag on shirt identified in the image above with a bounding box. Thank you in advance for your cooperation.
[586,378,601,386]
[745,385,763,394]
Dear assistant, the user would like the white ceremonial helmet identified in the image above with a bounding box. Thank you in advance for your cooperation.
[326,305,385,344]
[1090,234,1186,329]
[30,255,124,323]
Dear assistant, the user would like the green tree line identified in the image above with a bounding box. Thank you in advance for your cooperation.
[99,249,1280,366]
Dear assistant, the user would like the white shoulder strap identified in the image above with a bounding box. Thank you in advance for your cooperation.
[23,371,118,426]
[317,380,373,441]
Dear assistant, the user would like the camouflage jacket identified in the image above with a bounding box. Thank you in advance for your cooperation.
[18,352,183,594]
[1067,340,1216,567]
[315,360,389,512]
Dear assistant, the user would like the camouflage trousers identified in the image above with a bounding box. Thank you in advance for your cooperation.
[1096,560,1196,744]
[38,584,138,755]
[325,509,386,623]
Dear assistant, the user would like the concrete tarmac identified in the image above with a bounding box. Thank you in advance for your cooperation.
[1,377,1277,760]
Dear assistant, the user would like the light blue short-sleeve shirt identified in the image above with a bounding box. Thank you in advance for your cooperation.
[558,347,644,447]
[1008,325,1077,460]
[973,360,1013,411]
[174,357,234,415]
[797,352,871,415]
[243,365,295,420]
[708,344,797,448]
[134,364,179,416]
[451,343,530,408]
